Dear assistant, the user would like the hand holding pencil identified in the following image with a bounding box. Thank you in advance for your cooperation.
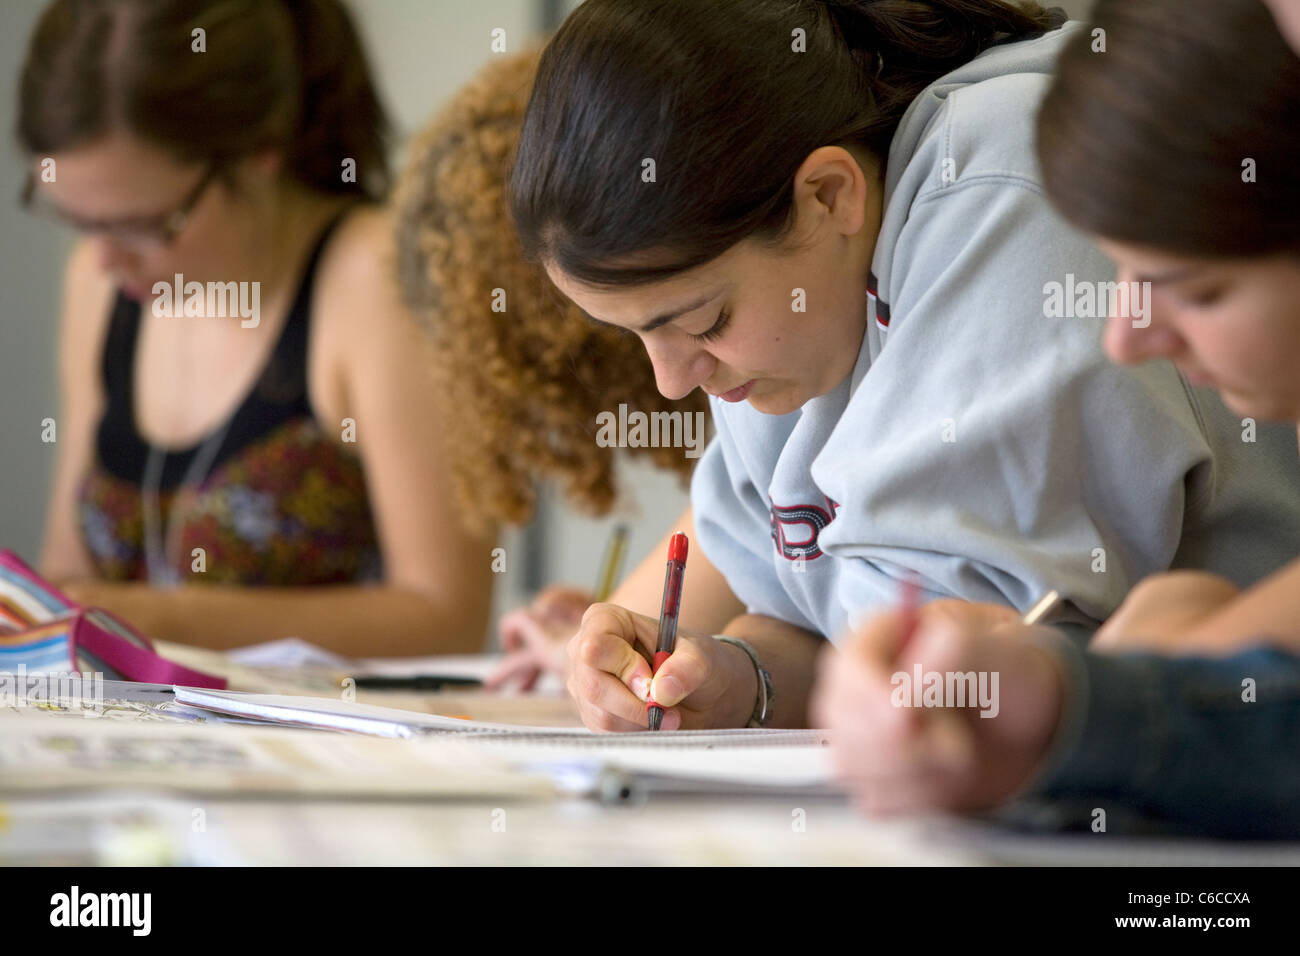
[486,527,629,691]
[811,592,1066,814]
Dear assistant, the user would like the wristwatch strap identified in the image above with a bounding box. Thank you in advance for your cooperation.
[714,635,773,727]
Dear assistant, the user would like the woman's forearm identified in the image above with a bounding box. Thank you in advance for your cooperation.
[610,506,746,632]
[57,580,490,656]
[718,612,826,728]
[1184,557,1300,652]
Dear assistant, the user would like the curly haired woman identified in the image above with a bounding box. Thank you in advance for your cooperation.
[392,47,745,687]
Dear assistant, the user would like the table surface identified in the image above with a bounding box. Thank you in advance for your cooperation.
[6,647,1299,866]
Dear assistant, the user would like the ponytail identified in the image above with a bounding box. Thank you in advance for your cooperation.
[512,0,1067,287]
[822,0,1065,74]
[818,0,1067,154]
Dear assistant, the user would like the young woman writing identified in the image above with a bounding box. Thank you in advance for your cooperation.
[510,0,1300,731]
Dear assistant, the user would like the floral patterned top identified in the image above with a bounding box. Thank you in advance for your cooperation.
[77,212,382,586]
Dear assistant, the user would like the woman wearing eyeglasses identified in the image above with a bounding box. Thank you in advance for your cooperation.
[16,0,495,654]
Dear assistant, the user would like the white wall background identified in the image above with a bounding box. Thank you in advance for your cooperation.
[0,0,1095,645]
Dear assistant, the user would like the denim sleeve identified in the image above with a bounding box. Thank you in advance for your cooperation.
[1013,628,1300,839]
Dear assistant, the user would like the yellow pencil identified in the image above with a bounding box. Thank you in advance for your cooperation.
[594,524,630,602]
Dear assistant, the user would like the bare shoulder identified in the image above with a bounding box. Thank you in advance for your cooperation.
[58,239,118,378]
[315,204,398,309]
[308,204,425,424]
[312,204,410,352]
[321,203,432,350]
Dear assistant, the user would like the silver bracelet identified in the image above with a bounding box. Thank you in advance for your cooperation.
[714,635,773,728]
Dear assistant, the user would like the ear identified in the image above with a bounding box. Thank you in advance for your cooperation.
[791,145,875,237]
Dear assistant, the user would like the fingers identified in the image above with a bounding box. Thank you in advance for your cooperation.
[502,606,580,653]
[482,650,541,690]
[565,603,658,732]
[563,605,715,730]
[921,598,1020,637]
[845,609,908,669]
[491,606,573,690]
[647,637,713,709]
[820,657,977,811]
[813,640,912,741]
[815,607,996,813]
[566,667,674,731]
[570,619,654,693]
[578,602,659,658]
[819,607,1066,813]
[496,607,541,652]
[532,586,594,624]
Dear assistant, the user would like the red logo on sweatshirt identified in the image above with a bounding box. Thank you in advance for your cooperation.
[770,498,839,561]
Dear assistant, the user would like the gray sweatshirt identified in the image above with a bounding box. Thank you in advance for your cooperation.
[691,22,1300,643]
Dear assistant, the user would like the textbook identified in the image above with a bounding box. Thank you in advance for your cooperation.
[0,709,558,800]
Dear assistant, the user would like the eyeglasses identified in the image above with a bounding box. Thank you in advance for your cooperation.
[20,162,219,249]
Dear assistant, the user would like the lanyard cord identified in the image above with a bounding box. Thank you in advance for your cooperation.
[140,420,231,588]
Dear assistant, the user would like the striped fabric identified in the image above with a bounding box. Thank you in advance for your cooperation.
[0,549,226,687]
[0,551,137,678]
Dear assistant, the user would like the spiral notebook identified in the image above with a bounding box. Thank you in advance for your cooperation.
[172,687,825,743]
[171,687,840,797]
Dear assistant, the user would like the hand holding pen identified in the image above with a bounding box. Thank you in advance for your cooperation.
[646,533,688,730]
[812,585,1067,813]
[564,533,759,732]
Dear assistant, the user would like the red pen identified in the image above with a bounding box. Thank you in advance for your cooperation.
[646,533,688,731]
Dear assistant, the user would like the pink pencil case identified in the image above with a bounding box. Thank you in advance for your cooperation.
[0,549,226,688]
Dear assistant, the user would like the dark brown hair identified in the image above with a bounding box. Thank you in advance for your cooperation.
[1037,0,1300,257]
[510,0,1064,287]
[394,47,707,529]
[18,0,390,198]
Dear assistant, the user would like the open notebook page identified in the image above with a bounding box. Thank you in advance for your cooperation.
[173,687,830,747]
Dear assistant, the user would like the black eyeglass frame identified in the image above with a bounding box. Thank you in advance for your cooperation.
[20,161,221,247]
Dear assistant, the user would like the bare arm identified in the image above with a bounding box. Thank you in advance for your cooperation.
[713,613,826,728]
[57,579,484,655]
[1180,559,1300,651]
[56,211,497,656]
[608,504,745,632]
[1091,561,1300,656]
[310,208,497,653]
[38,240,114,582]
